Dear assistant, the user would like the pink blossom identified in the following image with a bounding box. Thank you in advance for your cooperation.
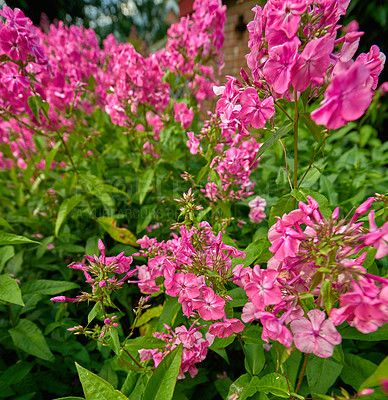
[259,311,293,348]
[208,318,245,338]
[290,309,341,358]
[186,131,200,155]
[363,210,388,259]
[244,265,282,310]
[192,287,225,320]
[311,62,373,130]
[174,102,194,130]
[239,88,275,129]
[291,36,334,92]
[263,41,299,94]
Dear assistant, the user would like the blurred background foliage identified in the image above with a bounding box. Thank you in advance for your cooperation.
[1,0,179,46]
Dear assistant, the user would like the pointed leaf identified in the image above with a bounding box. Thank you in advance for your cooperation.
[227,374,260,400]
[139,169,155,205]
[142,344,182,400]
[9,319,55,362]
[0,232,39,245]
[21,279,79,296]
[251,122,293,166]
[75,363,128,400]
[0,274,24,306]
[55,195,83,236]
[97,217,137,246]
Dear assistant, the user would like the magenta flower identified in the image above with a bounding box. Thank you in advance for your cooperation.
[311,62,373,130]
[363,210,388,259]
[208,318,245,338]
[174,102,194,130]
[263,41,299,94]
[291,36,334,92]
[239,88,275,129]
[259,311,293,348]
[186,131,200,155]
[192,287,225,320]
[165,272,200,302]
[290,309,341,358]
[244,265,282,310]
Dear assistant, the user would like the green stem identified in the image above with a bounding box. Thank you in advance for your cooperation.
[294,353,310,395]
[123,348,144,369]
[293,89,299,208]
[274,99,293,122]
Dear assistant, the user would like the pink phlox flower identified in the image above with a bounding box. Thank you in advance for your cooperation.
[356,45,386,90]
[174,102,194,130]
[191,287,225,320]
[165,272,200,302]
[186,131,200,155]
[291,36,334,92]
[362,210,388,259]
[216,76,241,121]
[232,264,251,288]
[335,31,364,63]
[0,5,30,30]
[311,62,373,130]
[208,318,245,338]
[258,311,293,348]
[239,87,275,129]
[266,0,308,39]
[139,348,164,367]
[241,301,262,323]
[244,265,282,310]
[0,27,29,61]
[263,41,299,94]
[290,309,341,358]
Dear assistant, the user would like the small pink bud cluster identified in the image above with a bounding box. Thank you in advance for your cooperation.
[100,315,118,339]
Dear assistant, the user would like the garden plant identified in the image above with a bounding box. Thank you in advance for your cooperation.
[0,0,388,399]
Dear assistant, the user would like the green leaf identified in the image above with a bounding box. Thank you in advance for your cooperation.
[0,217,13,231]
[9,319,55,362]
[21,279,79,295]
[0,245,15,274]
[139,169,155,205]
[75,363,128,400]
[79,174,115,208]
[155,296,181,333]
[117,354,144,372]
[300,112,326,142]
[143,344,183,400]
[360,355,388,389]
[244,343,265,375]
[45,142,62,174]
[227,374,260,400]
[251,122,293,166]
[232,237,271,268]
[291,189,331,219]
[255,373,291,398]
[27,95,49,123]
[107,329,121,356]
[341,353,377,390]
[0,274,24,306]
[135,305,163,327]
[97,217,137,246]
[55,194,83,236]
[53,397,85,400]
[268,194,294,227]
[0,232,39,246]
[320,279,333,314]
[88,302,103,324]
[306,355,343,395]
[0,361,32,384]
[340,324,388,341]
[124,336,166,354]
[228,287,248,307]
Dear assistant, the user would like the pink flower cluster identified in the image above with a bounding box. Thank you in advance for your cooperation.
[233,196,388,357]
[248,195,266,223]
[140,323,211,379]
[202,138,263,201]
[214,0,385,133]
[51,239,136,303]
[0,1,225,168]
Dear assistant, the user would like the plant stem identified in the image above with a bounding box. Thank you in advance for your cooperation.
[293,89,299,208]
[123,348,144,369]
[295,353,310,395]
[274,99,293,122]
